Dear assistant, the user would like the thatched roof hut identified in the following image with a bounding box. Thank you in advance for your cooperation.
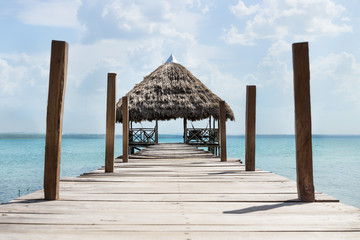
[116,59,235,123]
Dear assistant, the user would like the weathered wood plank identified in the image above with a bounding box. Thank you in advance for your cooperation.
[245,85,256,171]
[292,42,315,202]
[44,40,68,200]
[105,73,116,172]
[122,96,129,162]
[219,101,227,161]
[1,143,359,239]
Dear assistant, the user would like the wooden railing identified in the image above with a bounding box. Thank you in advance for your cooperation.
[186,128,219,145]
[129,128,157,144]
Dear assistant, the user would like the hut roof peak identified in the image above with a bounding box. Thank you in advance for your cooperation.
[165,54,178,63]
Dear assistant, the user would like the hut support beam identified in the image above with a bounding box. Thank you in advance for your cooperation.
[208,116,212,153]
[122,96,129,163]
[44,40,68,200]
[105,73,116,173]
[292,42,315,202]
[245,85,256,171]
[155,120,159,143]
[184,118,187,144]
[219,101,227,162]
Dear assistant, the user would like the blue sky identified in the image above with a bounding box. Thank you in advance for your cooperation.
[0,0,359,134]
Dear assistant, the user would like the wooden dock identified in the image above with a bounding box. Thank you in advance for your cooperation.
[1,143,359,239]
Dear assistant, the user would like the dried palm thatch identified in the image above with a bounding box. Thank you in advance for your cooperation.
[116,62,235,123]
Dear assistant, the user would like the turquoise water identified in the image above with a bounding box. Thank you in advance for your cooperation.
[0,134,359,208]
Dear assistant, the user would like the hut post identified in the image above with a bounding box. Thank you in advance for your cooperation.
[155,120,159,143]
[216,118,219,155]
[129,121,134,154]
[219,101,227,162]
[208,116,212,152]
[184,118,187,144]
[44,40,68,200]
[292,42,315,202]
[122,96,129,163]
[105,73,116,173]
[245,85,256,171]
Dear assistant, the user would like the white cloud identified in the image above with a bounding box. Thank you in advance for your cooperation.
[78,0,201,44]
[222,25,256,45]
[230,0,259,17]
[312,52,360,103]
[0,58,17,95]
[257,40,293,93]
[17,0,82,28]
[0,54,48,95]
[224,0,352,45]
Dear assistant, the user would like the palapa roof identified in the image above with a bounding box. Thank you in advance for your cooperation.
[116,58,235,123]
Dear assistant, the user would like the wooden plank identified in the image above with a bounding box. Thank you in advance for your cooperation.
[105,73,116,173]
[219,101,227,161]
[122,96,129,162]
[245,85,256,171]
[292,42,315,202]
[2,143,359,239]
[44,40,68,200]
[0,230,358,240]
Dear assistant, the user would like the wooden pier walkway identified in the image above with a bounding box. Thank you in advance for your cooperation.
[1,143,359,239]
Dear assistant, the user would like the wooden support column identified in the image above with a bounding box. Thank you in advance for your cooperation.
[105,73,116,173]
[208,116,212,152]
[122,96,129,163]
[44,40,68,200]
[183,118,187,143]
[245,85,256,171]
[209,116,212,131]
[292,42,315,202]
[155,120,159,143]
[219,101,227,162]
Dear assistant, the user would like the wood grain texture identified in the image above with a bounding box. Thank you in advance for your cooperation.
[183,118,187,143]
[105,73,116,172]
[122,96,129,162]
[292,42,315,202]
[44,40,68,200]
[245,85,256,171]
[219,101,227,162]
[2,143,359,239]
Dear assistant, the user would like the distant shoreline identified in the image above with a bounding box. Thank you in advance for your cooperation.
[1,133,360,139]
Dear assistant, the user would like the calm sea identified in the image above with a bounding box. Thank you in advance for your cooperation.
[0,134,359,208]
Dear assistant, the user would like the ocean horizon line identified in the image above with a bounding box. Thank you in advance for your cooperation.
[2,132,360,139]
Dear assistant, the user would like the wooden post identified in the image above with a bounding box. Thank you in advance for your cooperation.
[155,120,159,143]
[292,42,315,202]
[219,101,227,162]
[44,40,68,200]
[216,119,219,156]
[208,116,212,152]
[245,85,256,171]
[122,96,129,163]
[105,73,116,173]
[183,118,187,143]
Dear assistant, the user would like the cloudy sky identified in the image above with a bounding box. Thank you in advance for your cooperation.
[0,0,359,135]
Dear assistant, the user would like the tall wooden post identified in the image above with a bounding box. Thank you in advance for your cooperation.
[183,118,187,143]
[219,101,227,162]
[292,42,315,202]
[105,73,116,173]
[122,96,129,163]
[245,85,256,171]
[155,120,159,143]
[44,40,68,200]
[208,116,212,152]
